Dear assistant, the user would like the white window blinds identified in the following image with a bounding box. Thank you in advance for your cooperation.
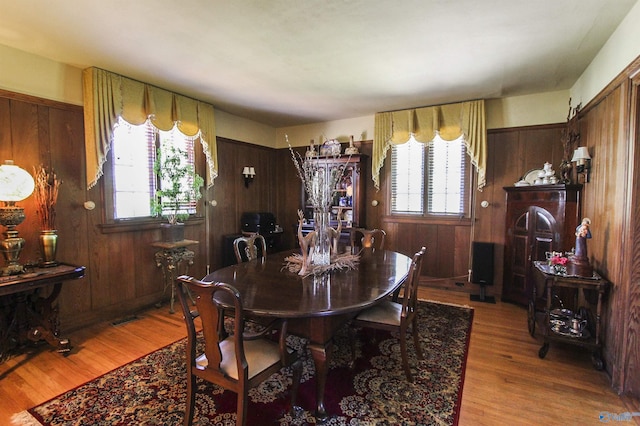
[391,137,425,214]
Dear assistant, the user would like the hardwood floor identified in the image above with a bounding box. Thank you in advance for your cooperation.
[0,287,635,425]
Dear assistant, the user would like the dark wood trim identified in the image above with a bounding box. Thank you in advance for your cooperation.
[217,136,277,152]
[618,68,640,399]
[381,214,472,227]
[488,122,565,134]
[98,217,205,234]
[0,88,82,112]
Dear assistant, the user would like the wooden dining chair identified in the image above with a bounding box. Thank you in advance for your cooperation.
[233,233,267,263]
[176,276,302,426]
[350,228,386,251]
[350,246,426,382]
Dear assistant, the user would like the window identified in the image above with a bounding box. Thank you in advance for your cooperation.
[110,118,198,221]
[391,137,425,214]
[391,134,470,216]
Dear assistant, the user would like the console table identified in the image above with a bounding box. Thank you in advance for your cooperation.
[152,239,198,313]
[0,263,85,362]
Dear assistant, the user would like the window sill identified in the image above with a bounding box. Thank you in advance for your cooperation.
[381,215,472,226]
[98,217,205,234]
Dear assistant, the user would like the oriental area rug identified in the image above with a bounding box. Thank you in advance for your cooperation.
[13,300,473,426]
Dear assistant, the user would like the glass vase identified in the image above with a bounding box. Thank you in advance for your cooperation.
[312,209,331,266]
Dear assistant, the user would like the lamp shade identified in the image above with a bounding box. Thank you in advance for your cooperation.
[571,146,591,162]
[0,160,35,202]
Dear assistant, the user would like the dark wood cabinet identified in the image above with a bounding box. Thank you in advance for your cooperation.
[502,184,582,305]
[299,154,367,242]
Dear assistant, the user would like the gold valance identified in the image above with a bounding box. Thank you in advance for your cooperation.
[372,99,487,191]
[82,67,218,189]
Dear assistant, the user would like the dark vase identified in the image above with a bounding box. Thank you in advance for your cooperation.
[161,223,185,242]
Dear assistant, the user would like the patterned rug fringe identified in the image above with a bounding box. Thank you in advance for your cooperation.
[419,297,474,309]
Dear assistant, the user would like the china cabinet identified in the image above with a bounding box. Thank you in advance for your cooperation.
[299,154,367,244]
[502,184,582,305]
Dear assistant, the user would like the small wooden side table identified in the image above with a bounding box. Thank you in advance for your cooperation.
[152,239,198,313]
[533,261,609,370]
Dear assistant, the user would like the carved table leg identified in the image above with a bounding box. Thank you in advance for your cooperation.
[0,282,70,360]
[308,340,332,422]
[26,283,70,353]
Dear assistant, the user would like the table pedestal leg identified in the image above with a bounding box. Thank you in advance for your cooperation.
[308,340,332,422]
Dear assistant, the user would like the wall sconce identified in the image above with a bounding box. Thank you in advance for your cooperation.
[242,166,255,188]
[571,146,591,183]
[0,160,35,275]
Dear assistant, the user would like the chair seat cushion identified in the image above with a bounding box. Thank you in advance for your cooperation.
[355,301,402,326]
[195,337,282,381]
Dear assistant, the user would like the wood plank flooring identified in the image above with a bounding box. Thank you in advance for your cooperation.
[0,287,635,425]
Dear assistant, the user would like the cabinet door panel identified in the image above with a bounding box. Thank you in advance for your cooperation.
[502,185,582,305]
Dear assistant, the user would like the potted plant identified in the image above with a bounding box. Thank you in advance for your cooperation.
[151,145,204,242]
[33,164,62,266]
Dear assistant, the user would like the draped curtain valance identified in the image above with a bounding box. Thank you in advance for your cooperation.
[372,99,486,191]
[82,67,218,189]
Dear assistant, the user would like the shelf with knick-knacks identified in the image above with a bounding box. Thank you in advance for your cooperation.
[299,154,367,244]
[514,162,560,187]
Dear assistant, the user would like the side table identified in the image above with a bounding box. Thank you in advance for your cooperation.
[0,263,85,362]
[532,261,609,370]
[152,239,198,313]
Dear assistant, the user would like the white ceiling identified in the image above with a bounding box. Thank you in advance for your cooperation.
[0,0,636,127]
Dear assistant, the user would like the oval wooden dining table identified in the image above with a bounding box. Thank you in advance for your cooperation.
[202,248,412,421]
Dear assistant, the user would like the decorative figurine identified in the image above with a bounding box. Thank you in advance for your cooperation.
[305,139,317,158]
[568,217,593,277]
[345,135,359,155]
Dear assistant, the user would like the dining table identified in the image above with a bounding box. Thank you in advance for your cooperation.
[202,248,412,421]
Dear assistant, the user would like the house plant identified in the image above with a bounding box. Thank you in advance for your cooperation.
[33,164,62,266]
[151,145,204,242]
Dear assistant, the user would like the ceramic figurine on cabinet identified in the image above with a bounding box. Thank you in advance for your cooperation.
[345,135,359,155]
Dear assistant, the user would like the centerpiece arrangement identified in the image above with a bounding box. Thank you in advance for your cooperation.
[285,136,359,276]
[33,164,62,266]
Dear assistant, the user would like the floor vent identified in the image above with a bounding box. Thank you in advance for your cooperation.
[111,315,140,326]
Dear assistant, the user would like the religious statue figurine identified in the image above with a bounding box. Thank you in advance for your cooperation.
[568,217,593,277]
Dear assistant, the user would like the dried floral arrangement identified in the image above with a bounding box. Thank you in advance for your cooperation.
[286,135,351,210]
[282,252,361,277]
[33,165,62,230]
[560,99,582,183]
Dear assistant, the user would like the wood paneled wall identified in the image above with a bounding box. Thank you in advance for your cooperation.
[0,90,570,321]
[0,91,282,331]
[573,55,640,400]
[361,124,564,296]
[5,81,638,401]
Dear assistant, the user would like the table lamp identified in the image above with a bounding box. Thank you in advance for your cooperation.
[0,160,35,275]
